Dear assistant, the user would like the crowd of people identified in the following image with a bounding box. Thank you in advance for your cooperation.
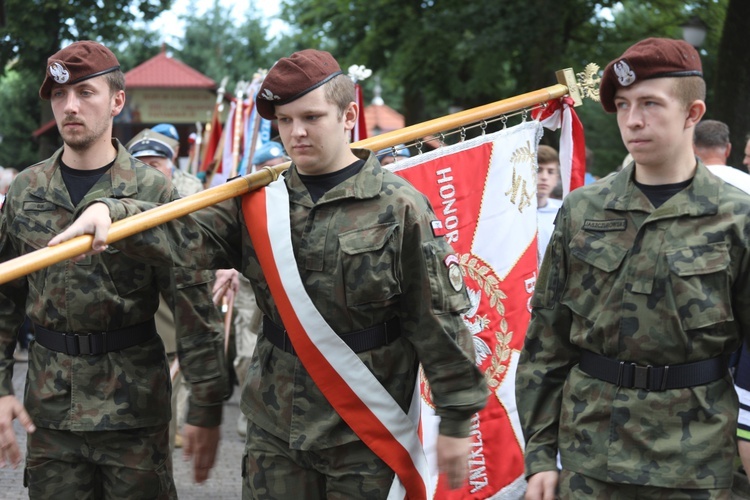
[2,34,750,500]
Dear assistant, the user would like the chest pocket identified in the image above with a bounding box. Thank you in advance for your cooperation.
[666,243,732,330]
[11,202,60,295]
[339,223,402,307]
[12,201,59,252]
[562,229,628,321]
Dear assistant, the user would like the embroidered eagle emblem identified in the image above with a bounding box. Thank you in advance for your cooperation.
[49,62,70,84]
[260,88,280,101]
[614,60,636,86]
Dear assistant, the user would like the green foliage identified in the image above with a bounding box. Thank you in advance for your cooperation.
[278,0,619,136]
[0,0,739,176]
[0,0,171,169]
[0,69,46,168]
[0,0,171,77]
[565,0,730,176]
[175,0,278,93]
[712,0,750,168]
[278,0,735,178]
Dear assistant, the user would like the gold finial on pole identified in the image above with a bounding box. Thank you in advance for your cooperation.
[556,63,602,106]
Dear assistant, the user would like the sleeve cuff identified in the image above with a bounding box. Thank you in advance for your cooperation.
[438,416,472,438]
[0,360,16,397]
[186,402,223,428]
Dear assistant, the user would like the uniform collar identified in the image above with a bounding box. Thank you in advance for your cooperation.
[43,139,140,209]
[603,159,719,218]
[286,148,383,206]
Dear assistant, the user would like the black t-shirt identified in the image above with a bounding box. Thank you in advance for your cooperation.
[60,158,114,206]
[297,159,366,203]
[634,178,693,209]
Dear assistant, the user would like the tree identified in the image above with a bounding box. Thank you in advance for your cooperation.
[711,0,750,168]
[177,0,278,94]
[0,0,171,78]
[279,0,616,127]
[0,68,41,168]
[0,0,172,166]
[568,0,729,175]
[279,0,733,177]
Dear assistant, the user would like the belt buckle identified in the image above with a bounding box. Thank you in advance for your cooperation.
[63,332,89,356]
[71,331,105,356]
[78,333,93,355]
[632,363,651,390]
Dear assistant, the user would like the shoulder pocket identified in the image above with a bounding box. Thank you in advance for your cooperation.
[422,241,470,314]
[339,223,402,307]
[666,243,732,330]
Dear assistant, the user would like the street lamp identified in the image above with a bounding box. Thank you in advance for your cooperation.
[681,15,708,49]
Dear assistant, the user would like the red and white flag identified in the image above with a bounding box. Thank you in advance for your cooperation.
[388,121,543,498]
[532,97,586,196]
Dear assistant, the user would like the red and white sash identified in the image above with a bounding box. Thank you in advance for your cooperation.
[242,176,430,499]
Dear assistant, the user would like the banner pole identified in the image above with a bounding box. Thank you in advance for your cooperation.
[0,83,572,285]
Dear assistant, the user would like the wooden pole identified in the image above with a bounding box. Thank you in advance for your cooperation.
[0,82,570,285]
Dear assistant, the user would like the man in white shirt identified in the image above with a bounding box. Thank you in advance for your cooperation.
[694,119,750,192]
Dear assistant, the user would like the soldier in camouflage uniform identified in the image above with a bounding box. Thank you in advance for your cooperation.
[516,38,749,499]
[0,41,228,498]
[53,49,489,499]
[125,128,219,453]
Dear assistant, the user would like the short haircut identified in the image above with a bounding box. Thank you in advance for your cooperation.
[105,69,126,95]
[323,73,355,119]
[673,76,706,110]
[537,144,559,165]
[694,119,730,149]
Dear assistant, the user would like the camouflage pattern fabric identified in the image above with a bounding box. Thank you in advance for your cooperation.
[516,161,750,490]
[24,423,176,499]
[171,168,204,198]
[557,470,729,500]
[233,275,261,389]
[241,421,393,499]
[171,266,229,427]
[99,149,488,451]
[0,140,227,431]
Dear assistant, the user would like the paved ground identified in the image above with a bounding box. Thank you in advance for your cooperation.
[0,360,245,499]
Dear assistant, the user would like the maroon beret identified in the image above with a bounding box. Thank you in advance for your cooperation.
[256,49,343,120]
[600,37,702,112]
[39,41,121,100]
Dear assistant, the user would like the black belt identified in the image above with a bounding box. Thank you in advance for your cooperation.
[263,316,401,356]
[579,349,728,391]
[34,319,158,356]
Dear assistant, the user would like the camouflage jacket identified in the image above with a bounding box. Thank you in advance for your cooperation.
[101,149,488,450]
[0,141,227,430]
[516,161,750,488]
[171,168,204,197]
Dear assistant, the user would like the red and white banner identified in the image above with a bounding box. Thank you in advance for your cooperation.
[388,121,543,498]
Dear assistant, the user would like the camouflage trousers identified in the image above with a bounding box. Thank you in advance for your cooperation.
[242,421,394,499]
[559,470,731,499]
[24,424,176,500]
